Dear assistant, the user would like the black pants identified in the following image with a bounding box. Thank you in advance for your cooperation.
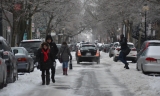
[42,69,50,76]
[51,66,55,80]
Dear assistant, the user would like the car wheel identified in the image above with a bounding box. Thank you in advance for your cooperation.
[30,64,35,72]
[136,63,140,71]
[132,59,137,63]
[14,69,18,81]
[77,58,80,64]
[28,63,31,73]
[97,59,100,64]
[109,53,112,58]
[141,64,148,74]
[113,57,118,62]
[7,65,16,83]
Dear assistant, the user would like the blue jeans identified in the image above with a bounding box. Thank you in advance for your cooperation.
[62,62,68,68]
[119,51,128,65]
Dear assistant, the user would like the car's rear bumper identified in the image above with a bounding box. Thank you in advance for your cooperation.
[17,62,29,71]
[143,64,160,72]
[77,56,100,61]
[126,56,137,60]
[115,56,137,61]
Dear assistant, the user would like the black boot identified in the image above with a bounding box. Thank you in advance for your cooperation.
[125,64,129,69]
[46,74,50,85]
[41,75,45,85]
[51,66,56,83]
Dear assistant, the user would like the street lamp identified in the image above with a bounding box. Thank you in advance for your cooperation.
[143,4,149,40]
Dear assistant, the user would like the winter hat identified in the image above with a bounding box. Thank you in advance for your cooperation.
[45,35,53,42]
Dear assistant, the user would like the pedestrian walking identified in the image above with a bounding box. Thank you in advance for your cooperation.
[58,42,72,75]
[45,35,59,83]
[36,42,54,85]
[118,34,129,69]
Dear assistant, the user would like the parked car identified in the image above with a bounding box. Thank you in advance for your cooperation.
[103,44,110,53]
[136,46,160,74]
[0,36,18,83]
[113,42,137,63]
[109,42,118,57]
[70,43,76,51]
[19,39,44,64]
[0,52,7,89]
[137,40,160,60]
[11,47,34,72]
[75,44,100,64]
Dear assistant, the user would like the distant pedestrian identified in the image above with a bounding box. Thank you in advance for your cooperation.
[36,42,54,85]
[45,35,59,83]
[58,42,72,75]
[118,34,129,69]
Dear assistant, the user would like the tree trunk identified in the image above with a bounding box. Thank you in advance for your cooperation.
[27,17,32,39]
[46,15,53,36]
[18,19,26,43]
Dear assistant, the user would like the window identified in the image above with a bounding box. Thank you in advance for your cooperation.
[81,45,96,50]
[141,49,147,56]
[127,44,134,48]
[17,49,25,54]
[149,43,160,46]
[3,40,10,51]
[19,41,42,53]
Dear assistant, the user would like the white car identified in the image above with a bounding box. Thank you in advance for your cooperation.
[113,42,137,63]
[136,46,160,74]
[109,42,119,57]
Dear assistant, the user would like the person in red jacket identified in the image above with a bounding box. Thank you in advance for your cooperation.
[36,42,54,85]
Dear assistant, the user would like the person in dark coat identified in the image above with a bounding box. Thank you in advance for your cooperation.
[58,42,72,75]
[45,35,58,83]
[36,42,54,85]
[118,34,129,69]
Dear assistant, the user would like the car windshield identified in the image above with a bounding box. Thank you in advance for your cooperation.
[128,44,134,48]
[19,41,41,52]
[12,48,24,54]
[149,42,160,46]
[81,45,96,50]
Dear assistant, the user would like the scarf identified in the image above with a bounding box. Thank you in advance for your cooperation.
[42,49,49,62]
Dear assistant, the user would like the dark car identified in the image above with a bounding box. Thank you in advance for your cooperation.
[0,36,18,83]
[103,44,110,53]
[75,44,100,64]
[11,47,34,72]
[19,39,44,64]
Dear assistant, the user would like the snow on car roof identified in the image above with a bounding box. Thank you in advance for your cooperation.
[146,40,160,43]
[21,39,43,42]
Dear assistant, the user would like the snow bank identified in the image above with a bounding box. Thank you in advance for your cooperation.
[101,52,160,96]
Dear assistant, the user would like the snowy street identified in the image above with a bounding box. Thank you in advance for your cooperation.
[1,52,160,96]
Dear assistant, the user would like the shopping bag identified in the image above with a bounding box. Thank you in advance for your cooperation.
[123,46,131,55]
[69,60,72,69]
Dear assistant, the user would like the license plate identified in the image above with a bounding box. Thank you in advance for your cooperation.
[86,53,91,56]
